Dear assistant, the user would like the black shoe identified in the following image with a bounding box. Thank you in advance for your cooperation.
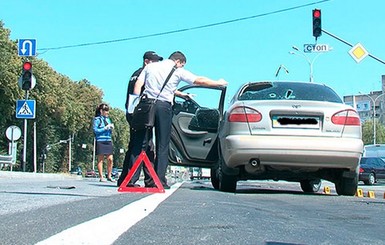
[127,183,141,187]
[144,183,170,189]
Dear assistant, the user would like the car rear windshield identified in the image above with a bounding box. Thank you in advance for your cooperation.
[360,158,372,165]
[238,82,343,103]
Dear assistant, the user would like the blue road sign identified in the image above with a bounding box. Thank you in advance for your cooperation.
[16,100,36,119]
[18,39,37,57]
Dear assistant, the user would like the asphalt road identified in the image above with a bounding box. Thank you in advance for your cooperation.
[1,171,385,245]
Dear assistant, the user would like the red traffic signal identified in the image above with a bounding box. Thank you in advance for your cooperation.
[21,61,33,90]
[313,9,321,18]
[23,61,32,71]
[312,9,322,39]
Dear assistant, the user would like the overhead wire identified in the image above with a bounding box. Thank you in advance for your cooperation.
[38,0,330,53]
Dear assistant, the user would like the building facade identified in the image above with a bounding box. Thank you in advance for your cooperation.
[343,75,385,124]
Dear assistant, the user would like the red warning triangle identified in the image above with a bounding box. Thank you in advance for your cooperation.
[118,150,165,193]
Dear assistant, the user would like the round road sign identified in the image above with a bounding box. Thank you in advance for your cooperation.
[6,126,22,141]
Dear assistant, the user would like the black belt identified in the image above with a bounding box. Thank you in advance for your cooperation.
[141,95,170,104]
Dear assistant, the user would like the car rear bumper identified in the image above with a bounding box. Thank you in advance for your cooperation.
[221,135,363,170]
[358,173,370,181]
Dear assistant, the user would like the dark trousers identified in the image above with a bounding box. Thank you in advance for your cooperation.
[153,100,173,186]
[117,113,154,186]
[119,101,172,187]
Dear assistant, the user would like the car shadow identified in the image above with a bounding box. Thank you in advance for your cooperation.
[235,187,327,196]
[185,181,331,196]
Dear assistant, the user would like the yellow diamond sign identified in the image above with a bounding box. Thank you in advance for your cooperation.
[349,43,368,63]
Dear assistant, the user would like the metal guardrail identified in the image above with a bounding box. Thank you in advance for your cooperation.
[0,154,13,164]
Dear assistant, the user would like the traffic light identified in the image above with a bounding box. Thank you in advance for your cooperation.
[21,61,32,90]
[312,9,322,39]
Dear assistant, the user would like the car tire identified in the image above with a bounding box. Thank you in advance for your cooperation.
[210,167,220,190]
[300,179,321,193]
[335,175,358,196]
[364,173,376,185]
[218,158,237,193]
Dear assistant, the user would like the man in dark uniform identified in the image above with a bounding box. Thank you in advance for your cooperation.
[117,51,163,187]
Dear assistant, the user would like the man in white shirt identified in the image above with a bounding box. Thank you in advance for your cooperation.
[132,51,228,189]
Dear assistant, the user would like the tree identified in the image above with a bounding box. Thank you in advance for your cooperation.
[0,21,128,173]
[361,120,385,145]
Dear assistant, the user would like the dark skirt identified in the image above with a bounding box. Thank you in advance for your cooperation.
[96,141,113,155]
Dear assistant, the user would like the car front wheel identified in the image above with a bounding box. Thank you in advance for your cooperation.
[300,179,322,193]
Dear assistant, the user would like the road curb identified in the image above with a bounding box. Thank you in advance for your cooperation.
[0,170,82,180]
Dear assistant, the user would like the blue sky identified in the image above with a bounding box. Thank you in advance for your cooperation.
[1,0,384,110]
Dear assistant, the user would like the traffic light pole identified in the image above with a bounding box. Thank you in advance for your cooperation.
[322,29,385,65]
[22,90,29,172]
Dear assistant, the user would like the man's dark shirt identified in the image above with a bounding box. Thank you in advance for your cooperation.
[125,67,145,111]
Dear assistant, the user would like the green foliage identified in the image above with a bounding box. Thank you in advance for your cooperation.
[361,120,385,145]
[0,21,128,172]
[109,108,129,168]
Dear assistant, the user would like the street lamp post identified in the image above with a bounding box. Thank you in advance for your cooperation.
[289,46,321,83]
[360,92,385,144]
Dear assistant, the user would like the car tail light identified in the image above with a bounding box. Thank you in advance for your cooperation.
[331,109,361,126]
[228,106,262,122]
[359,167,364,173]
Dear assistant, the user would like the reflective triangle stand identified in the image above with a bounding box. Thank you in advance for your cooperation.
[118,150,165,193]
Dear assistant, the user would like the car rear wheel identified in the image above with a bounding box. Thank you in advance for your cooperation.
[300,179,321,193]
[211,167,219,190]
[218,158,237,193]
[364,173,376,185]
[335,175,358,196]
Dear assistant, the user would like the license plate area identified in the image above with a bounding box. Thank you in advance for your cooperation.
[272,115,321,129]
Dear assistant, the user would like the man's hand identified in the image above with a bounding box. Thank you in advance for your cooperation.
[217,78,228,86]
[179,92,196,100]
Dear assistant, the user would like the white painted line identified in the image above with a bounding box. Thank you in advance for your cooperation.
[36,182,182,245]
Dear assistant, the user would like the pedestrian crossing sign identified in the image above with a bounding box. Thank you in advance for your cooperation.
[16,100,35,119]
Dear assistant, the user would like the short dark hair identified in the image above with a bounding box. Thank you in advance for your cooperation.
[168,51,186,63]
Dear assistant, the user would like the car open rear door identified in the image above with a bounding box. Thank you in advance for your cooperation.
[168,85,226,168]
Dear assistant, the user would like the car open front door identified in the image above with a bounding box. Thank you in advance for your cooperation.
[168,85,226,169]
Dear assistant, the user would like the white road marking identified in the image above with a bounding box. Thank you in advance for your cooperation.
[36,182,182,245]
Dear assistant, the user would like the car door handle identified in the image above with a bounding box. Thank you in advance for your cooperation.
[203,138,212,146]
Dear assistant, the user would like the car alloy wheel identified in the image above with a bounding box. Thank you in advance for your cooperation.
[367,173,376,185]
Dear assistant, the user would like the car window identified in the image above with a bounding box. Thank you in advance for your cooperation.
[174,87,222,132]
[237,82,342,103]
[360,158,374,166]
[364,145,385,158]
[174,87,223,113]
